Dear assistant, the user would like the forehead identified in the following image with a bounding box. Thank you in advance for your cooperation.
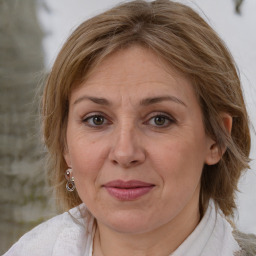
[71,45,196,106]
[85,46,183,83]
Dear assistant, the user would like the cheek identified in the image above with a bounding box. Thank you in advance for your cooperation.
[152,139,205,195]
[68,141,110,207]
[68,138,108,185]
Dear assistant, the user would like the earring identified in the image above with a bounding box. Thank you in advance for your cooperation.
[65,168,75,192]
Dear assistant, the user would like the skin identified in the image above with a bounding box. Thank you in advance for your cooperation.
[64,46,223,256]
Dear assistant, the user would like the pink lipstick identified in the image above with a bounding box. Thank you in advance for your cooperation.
[103,180,155,201]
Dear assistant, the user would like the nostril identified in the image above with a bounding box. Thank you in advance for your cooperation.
[111,159,139,167]
[112,160,119,165]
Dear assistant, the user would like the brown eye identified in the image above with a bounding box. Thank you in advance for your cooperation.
[154,116,166,126]
[83,115,107,127]
[92,116,105,125]
[147,114,175,128]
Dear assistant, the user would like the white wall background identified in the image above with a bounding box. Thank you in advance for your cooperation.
[38,0,256,234]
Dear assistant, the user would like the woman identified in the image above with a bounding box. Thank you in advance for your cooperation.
[4,0,256,255]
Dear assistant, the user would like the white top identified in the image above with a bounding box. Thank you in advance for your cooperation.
[4,200,242,256]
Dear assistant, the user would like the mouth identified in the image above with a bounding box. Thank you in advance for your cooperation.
[103,180,155,201]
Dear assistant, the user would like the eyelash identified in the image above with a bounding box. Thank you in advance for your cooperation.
[145,113,176,128]
[82,113,110,128]
[82,112,176,129]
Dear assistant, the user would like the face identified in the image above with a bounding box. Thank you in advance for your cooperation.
[64,46,218,235]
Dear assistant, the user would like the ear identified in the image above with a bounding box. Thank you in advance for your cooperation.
[205,113,232,165]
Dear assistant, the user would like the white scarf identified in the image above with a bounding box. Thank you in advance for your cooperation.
[4,200,242,256]
[171,200,241,256]
[58,200,242,256]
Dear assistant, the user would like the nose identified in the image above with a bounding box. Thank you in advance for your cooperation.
[108,124,146,168]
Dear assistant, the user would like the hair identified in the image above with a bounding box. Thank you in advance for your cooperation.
[42,0,251,216]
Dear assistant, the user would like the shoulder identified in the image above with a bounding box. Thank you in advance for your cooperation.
[3,212,69,256]
[233,229,256,256]
[3,204,94,256]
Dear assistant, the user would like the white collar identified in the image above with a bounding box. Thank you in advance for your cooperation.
[53,201,241,256]
[171,200,241,256]
[51,204,95,256]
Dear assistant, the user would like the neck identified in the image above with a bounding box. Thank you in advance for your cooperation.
[93,198,200,256]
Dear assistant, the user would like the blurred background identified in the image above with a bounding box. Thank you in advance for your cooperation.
[0,0,255,253]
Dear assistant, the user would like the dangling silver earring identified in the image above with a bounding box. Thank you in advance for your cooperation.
[65,168,75,192]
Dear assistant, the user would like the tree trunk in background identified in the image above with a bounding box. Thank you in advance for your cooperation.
[0,0,56,253]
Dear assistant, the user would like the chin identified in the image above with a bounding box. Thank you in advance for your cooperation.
[97,209,162,234]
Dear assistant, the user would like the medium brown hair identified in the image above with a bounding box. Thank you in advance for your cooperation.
[42,0,251,216]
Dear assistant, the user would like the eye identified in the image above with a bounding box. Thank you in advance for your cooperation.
[83,114,108,127]
[147,114,175,128]
[153,116,167,126]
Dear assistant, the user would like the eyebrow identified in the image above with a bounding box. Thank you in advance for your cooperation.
[73,96,110,106]
[140,96,187,107]
[73,95,187,107]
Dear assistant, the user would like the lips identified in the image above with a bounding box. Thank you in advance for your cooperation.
[103,180,155,201]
